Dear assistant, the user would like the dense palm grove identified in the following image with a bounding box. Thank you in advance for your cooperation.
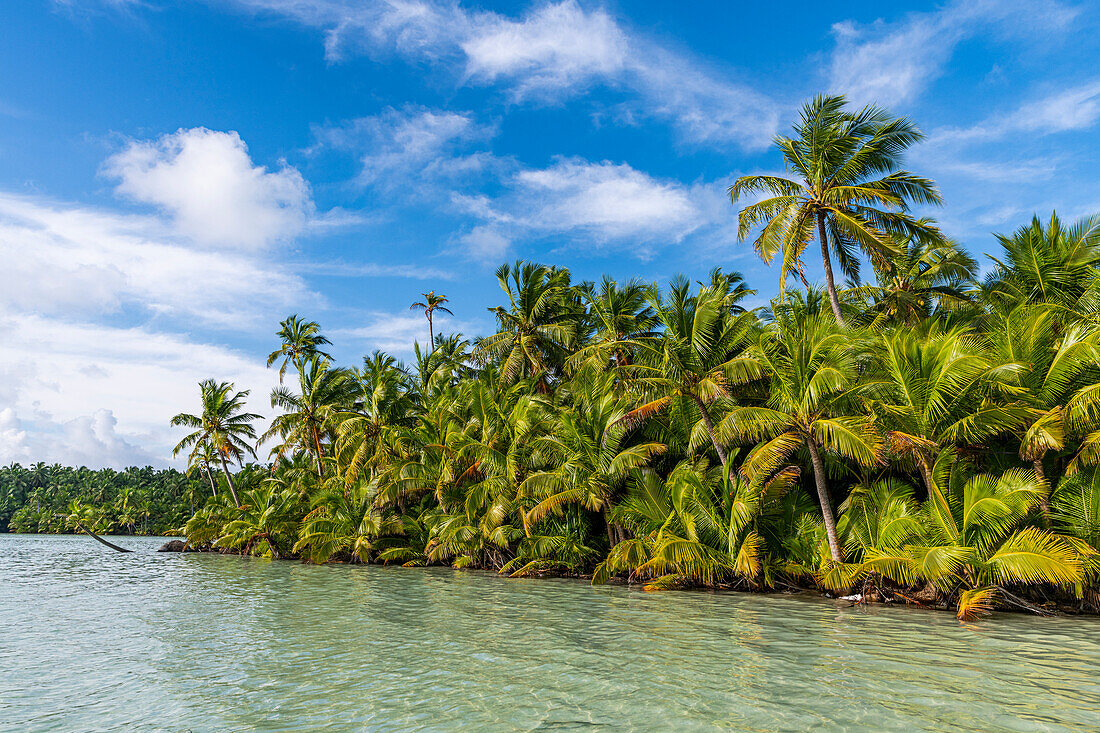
[104,96,1100,619]
[1,463,205,535]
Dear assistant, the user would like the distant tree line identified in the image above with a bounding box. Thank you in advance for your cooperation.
[1,463,211,535]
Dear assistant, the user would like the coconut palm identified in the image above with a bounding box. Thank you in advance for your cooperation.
[294,479,406,563]
[410,291,454,347]
[855,466,1082,621]
[869,322,1030,498]
[266,315,333,383]
[593,461,800,588]
[721,306,881,562]
[334,352,419,487]
[567,275,657,372]
[171,380,261,507]
[473,261,580,385]
[214,482,300,558]
[990,305,1100,523]
[730,94,943,324]
[264,356,353,478]
[853,232,977,328]
[519,373,665,544]
[619,275,762,468]
[983,213,1100,315]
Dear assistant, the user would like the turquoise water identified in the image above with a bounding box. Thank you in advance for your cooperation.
[2,534,1099,732]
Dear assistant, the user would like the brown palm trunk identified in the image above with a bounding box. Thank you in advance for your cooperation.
[817,211,845,325]
[918,456,936,498]
[218,454,240,507]
[1033,458,1051,529]
[312,427,325,478]
[692,394,728,467]
[806,436,842,562]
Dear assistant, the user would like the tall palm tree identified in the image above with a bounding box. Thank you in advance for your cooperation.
[264,357,353,478]
[722,307,881,562]
[410,291,454,347]
[171,380,261,507]
[620,276,762,468]
[474,261,580,385]
[730,94,944,324]
[266,315,333,383]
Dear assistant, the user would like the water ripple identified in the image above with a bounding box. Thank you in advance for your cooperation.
[2,534,1099,732]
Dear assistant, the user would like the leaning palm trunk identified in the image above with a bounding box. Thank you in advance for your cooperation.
[218,454,241,507]
[692,395,728,467]
[202,462,217,498]
[806,436,842,562]
[817,211,845,325]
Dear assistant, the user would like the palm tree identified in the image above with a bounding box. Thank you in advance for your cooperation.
[722,306,881,562]
[519,373,665,544]
[853,232,977,328]
[567,275,657,372]
[266,315,333,382]
[171,380,261,507]
[619,275,762,468]
[730,94,944,324]
[868,322,1029,498]
[991,305,1100,524]
[853,466,1082,621]
[473,261,580,385]
[410,291,454,347]
[983,213,1100,315]
[264,356,353,478]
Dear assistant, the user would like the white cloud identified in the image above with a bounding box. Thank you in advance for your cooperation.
[0,408,33,465]
[0,313,278,467]
[103,127,313,249]
[459,225,512,262]
[934,80,1100,145]
[226,0,779,148]
[0,193,311,328]
[829,0,1077,107]
[461,1,628,98]
[335,310,477,353]
[314,105,496,188]
[515,158,698,240]
[450,157,716,261]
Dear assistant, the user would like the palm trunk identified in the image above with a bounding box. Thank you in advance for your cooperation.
[692,394,728,467]
[918,456,936,498]
[428,314,434,348]
[817,211,845,325]
[202,463,217,498]
[1033,458,1051,529]
[806,436,842,563]
[312,428,325,478]
[218,454,240,507]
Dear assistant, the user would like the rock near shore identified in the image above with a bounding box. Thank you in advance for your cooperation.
[157,539,187,552]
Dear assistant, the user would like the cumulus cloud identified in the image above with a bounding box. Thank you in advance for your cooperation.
[461,1,628,98]
[334,310,480,353]
[0,313,278,466]
[103,127,313,249]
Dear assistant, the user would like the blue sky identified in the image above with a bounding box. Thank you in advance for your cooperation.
[2,0,1099,468]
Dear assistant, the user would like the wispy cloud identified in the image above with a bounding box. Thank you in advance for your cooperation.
[451,156,704,260]
[313,105,498,191]
[224,0,780,148]
[828,0,1078,107]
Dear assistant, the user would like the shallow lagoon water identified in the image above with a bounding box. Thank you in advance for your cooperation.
[2,534,1099,732]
